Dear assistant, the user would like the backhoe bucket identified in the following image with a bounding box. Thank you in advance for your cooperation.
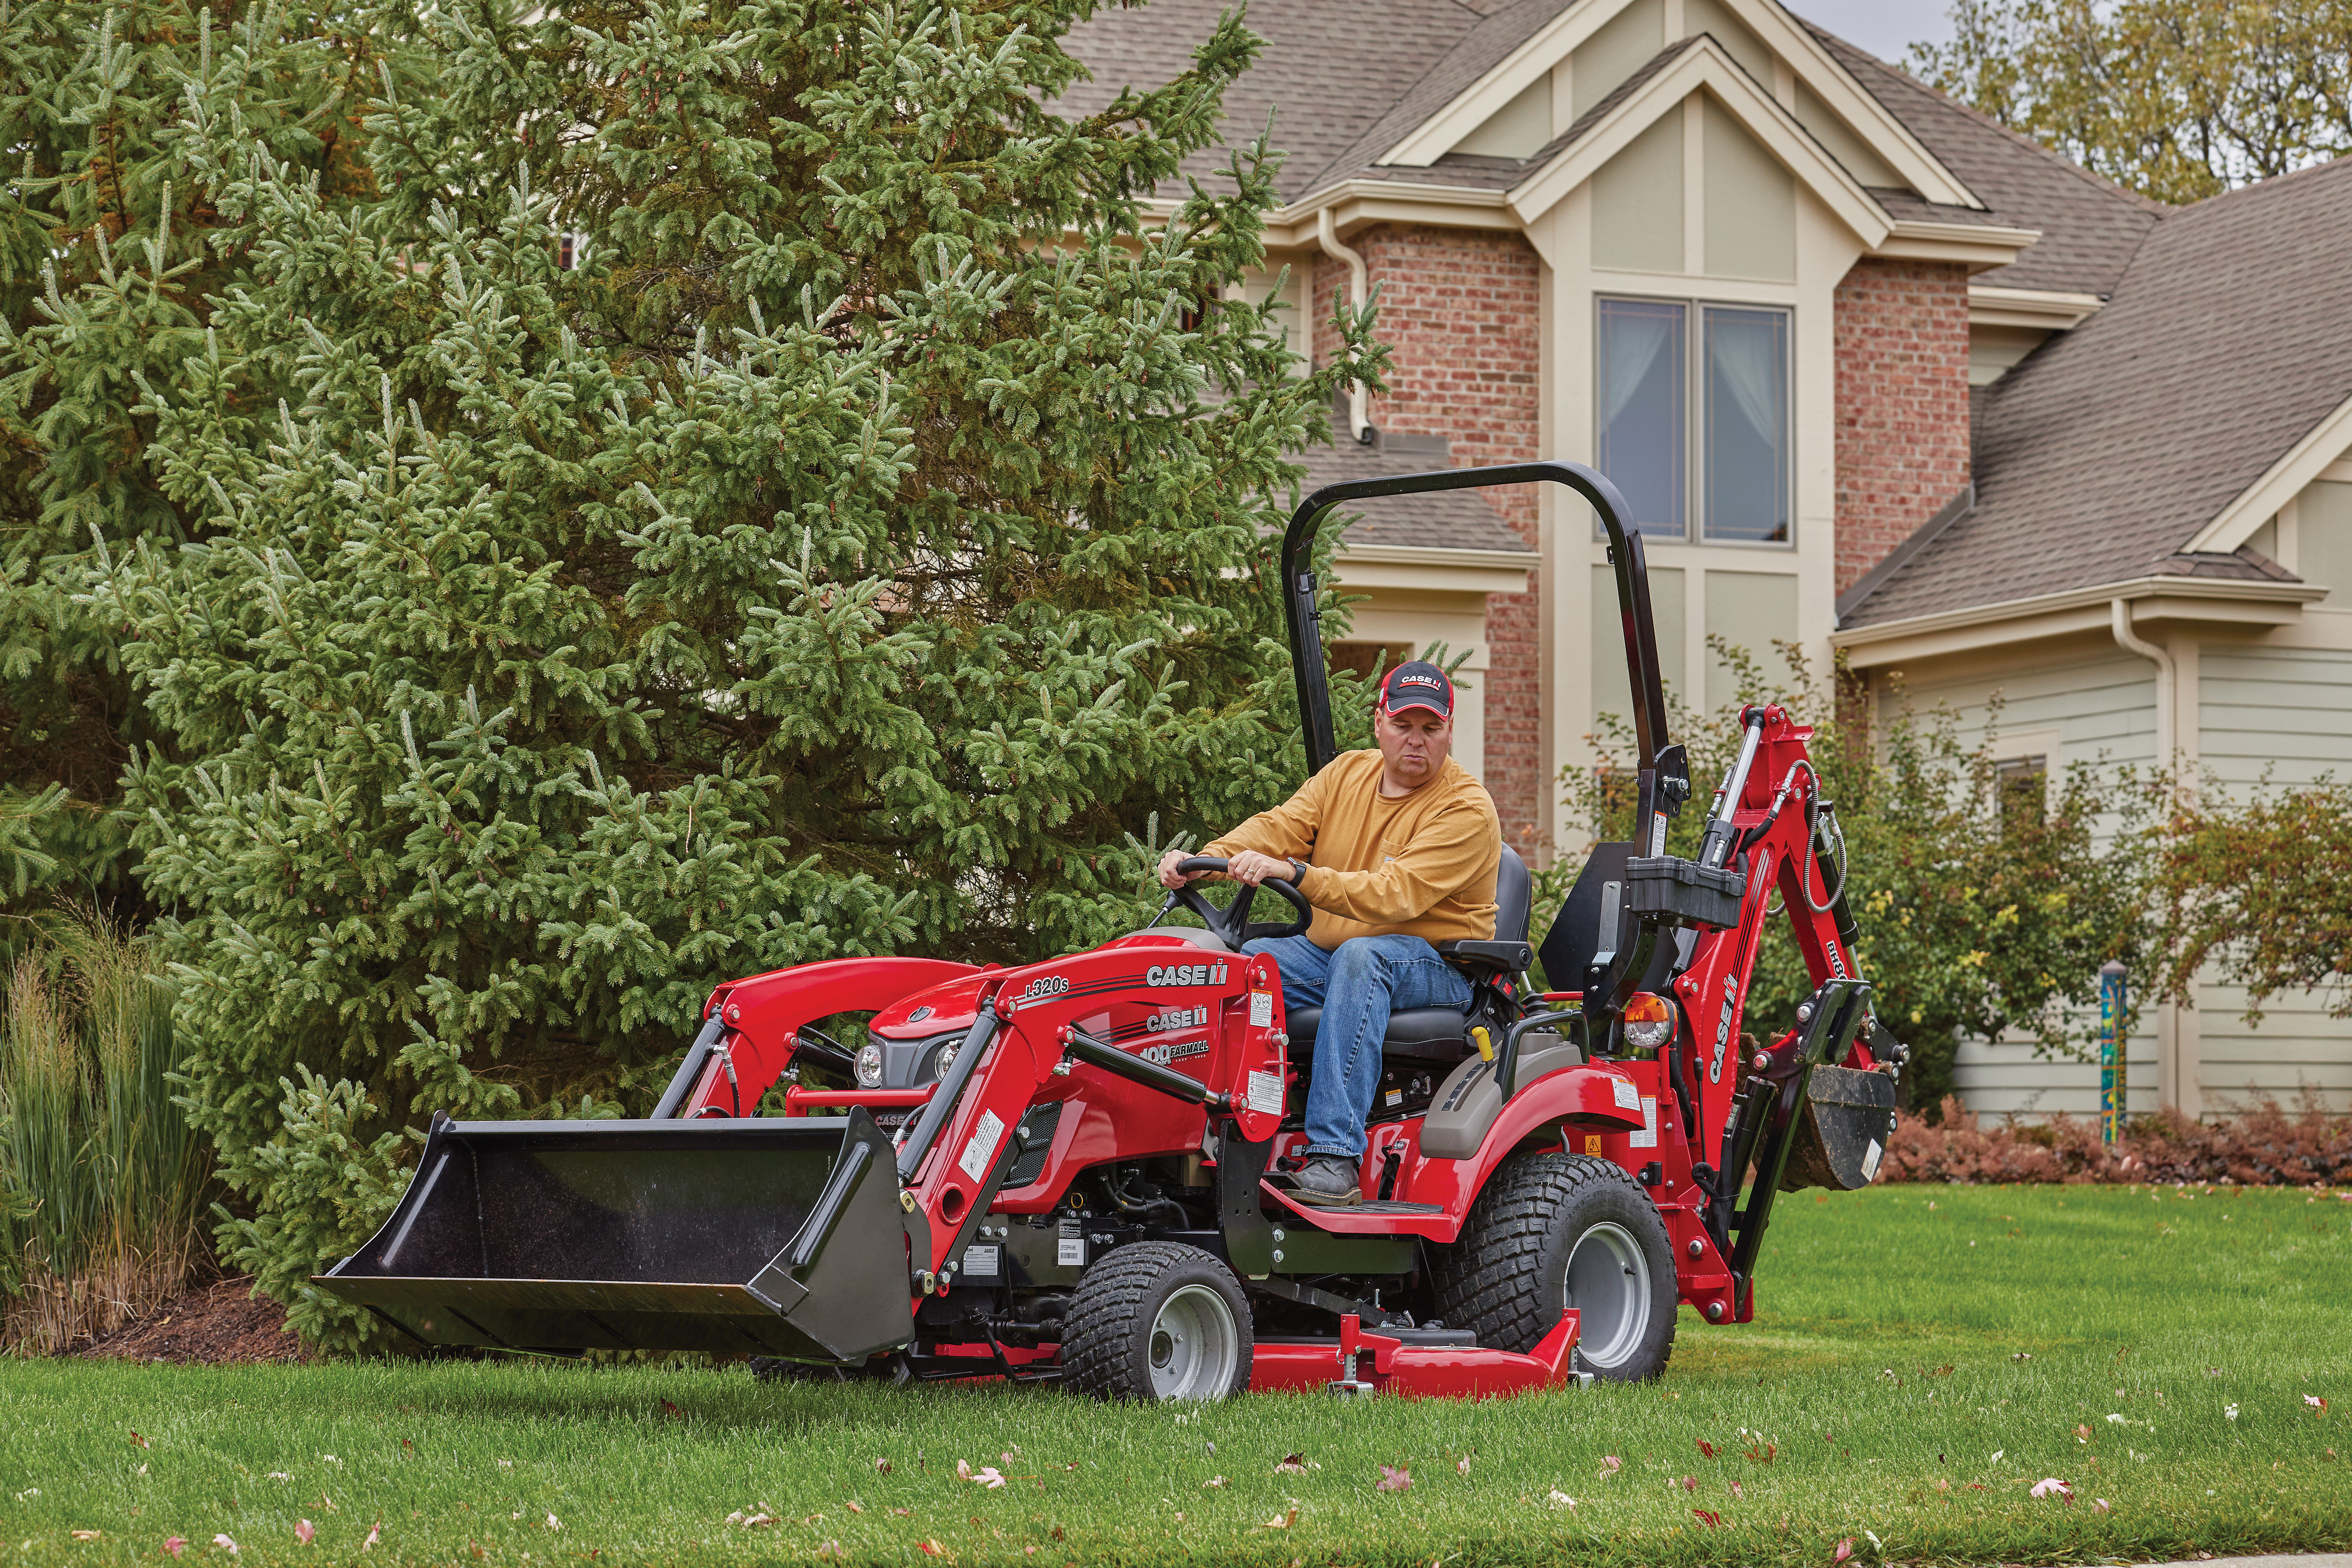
[313,1107,914,1362]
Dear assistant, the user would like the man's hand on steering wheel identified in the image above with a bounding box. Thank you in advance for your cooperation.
[1223,849,1296,888]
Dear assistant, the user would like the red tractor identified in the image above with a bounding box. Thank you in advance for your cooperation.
[320,462,1908,1400]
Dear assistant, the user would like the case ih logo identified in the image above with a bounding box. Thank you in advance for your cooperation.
[1146,1006,1209,1034]
[1396,672,1441,690]
[1144,962,1228,988]
[1134,1038,1209,1067]
[1016,975,1069,1002]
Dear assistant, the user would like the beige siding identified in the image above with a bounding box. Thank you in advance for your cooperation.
[1593,562,1686,723]
[1592,113,1686,273]
[1457,75,1553,160]
[2199,645,2352,788]
[2191,643,2352,1113]
[1574,0,1665,118]
[1703,98,1795,282]
[1882,657,2163,1119]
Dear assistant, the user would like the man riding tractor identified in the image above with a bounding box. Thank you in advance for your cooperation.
[1157,660,1502,1208]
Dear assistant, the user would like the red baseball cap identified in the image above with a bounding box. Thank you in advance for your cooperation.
[1379,660,1454,719]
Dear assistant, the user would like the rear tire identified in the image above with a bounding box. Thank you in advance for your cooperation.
[1433,1152,1677,1381]
[1061,1242,1253,1402]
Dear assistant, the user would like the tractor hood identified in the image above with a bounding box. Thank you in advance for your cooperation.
[868,971,993,1040]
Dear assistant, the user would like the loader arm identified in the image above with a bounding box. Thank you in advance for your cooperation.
[669,958,982,1119]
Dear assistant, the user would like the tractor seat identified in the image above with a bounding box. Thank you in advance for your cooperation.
[1280,847,1531,1067]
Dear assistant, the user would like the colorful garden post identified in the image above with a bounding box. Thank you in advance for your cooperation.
[2098,960,2127,1143]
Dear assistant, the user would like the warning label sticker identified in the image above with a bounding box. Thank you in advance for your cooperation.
[1248,990,1275,1029]
[1612,1076,1641,1111]
[958,1109,1005,1182]
[1247,1070,1285,1115]
[1862,1138,1884,1182]
[1630,1095,1660,1150]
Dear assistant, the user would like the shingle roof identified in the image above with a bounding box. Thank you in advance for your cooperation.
[1293,433,1536,555]
[1843,158,2352,627]
[1800,25,2164,296]
[1055,0,1513,205]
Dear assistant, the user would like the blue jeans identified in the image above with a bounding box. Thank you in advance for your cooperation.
[1240,933,1472,1159]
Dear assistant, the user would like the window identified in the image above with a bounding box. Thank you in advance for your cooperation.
[1996,754,2047,839]
[1596,298,1791,545]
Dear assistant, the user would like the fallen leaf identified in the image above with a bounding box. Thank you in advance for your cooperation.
[1692,1509,1723,1528]
[1203,1477,1227,1490]
[295,1520,315,1545]
[1456,1454,1472,1477]
[1934,1479,1951,1493]
[846,1500,866,1513]
[741,1514,776,1529]
[131,1432,150,1450]
[1696,1438,1716,1460]
[267,1473,291,1482]
[2030,1478,2073,1501]
[917,1540,946,1559]
[660,1399,684,1419]
[1729,1480,1744,1499]
[1600,1455,1623,1474]
[875,1458,894,1474]
[362,1523,380,1551]
[974,1468,1006,1490]
[725,1512,744,1526]
[1274,1453,1308,1475]
[2094,1498,2113,1513]
[2076,1424,2092,1441]
[214,1535,240,1556]
[1377,1465,1411,1494]
[1546,1491,1576,1510]
[1744,1443,1776,1465]
[164,1538,186,1558]
[470,1544,484,1562]
[1680,1476,1698,1493]
[1050,1525,1064,1541]
[1833,1539,1853,1563]
[957,1460,974,1480]
[891,1508,913,1518]
[2307,1396,2329,1414]
[815,1544,843,1562]
[2226,1404,2240,1421]
[1261,1507,1297,1530]
[72,1531,102,1541]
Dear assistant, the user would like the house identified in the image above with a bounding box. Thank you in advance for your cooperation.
[1060,0,2352,1119]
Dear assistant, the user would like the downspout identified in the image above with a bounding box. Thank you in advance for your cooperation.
[2110,597,2175,768]
[1316,208,1375,446]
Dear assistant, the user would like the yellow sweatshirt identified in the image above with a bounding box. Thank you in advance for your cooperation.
[1203,749,1501,950]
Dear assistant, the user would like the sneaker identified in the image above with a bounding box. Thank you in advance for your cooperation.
[1289,1154,1362,1207]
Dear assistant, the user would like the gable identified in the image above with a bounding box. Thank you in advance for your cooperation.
[1384,0,1977,210]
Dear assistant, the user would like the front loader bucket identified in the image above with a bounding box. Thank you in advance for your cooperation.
[313,1107,913,1363]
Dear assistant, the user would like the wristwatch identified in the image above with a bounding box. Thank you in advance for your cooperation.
[1288,858,1310,885]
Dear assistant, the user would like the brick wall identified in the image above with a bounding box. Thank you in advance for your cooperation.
[1832,259,1973,593]
[1313,224,1549,850]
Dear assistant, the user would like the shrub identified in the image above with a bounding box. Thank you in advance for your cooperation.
[1882,1091,2351,1186]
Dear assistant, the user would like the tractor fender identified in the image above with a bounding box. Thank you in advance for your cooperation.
[1405,1062,1648,1224]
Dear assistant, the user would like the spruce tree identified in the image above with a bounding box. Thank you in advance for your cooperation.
[0,1,417,929]
[96,0,1386,1343]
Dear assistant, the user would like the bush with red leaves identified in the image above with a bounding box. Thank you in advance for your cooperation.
[1881,1091,2350,1186]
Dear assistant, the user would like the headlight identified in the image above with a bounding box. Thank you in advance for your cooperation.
[932,1040,958,1078]
[1622,992,1675,1051]
[854,1042,885,1087]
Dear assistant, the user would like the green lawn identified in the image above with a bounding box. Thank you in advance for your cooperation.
[6,1184,2347,1567]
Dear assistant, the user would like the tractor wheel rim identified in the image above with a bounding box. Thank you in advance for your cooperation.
[1563,1220,1650,1370]
[1146,1283,1239,1400]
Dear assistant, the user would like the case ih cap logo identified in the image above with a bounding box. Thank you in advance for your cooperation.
[907,1005,933,1023]
[1017,975,1069,1002]
[1144,962,1229,988]
[1379,659,1453,718]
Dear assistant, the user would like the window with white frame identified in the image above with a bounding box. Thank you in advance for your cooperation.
[1597,297,1791,545]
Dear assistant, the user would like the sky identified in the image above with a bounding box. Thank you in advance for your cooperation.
[1787,0,1956,66]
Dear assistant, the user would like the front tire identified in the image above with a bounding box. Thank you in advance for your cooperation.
[1061,1242,1253,1402]
[1433,1152,1677,1381]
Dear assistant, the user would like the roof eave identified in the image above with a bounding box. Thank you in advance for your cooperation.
[1833,574,2326,669]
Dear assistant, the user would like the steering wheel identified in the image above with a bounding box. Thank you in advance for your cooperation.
[1155,856,1314,949]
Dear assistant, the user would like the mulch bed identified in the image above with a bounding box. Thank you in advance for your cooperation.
[78,1277,309,1366]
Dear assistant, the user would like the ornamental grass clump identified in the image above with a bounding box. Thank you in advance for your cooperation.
[0,915,208,1353]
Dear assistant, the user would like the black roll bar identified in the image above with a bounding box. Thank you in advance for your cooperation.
[1278,461,1673,781]
[1276,461,1692,1037]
